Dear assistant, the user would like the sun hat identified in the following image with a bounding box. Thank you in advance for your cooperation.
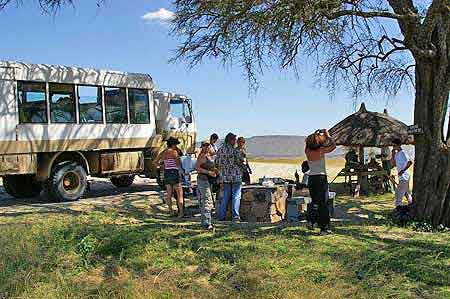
[201,140,210,147]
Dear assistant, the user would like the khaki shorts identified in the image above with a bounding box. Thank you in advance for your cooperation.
[395,180,411,206]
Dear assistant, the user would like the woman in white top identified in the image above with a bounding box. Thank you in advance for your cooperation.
[305,129,336,235]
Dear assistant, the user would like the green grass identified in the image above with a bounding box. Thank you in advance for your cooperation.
[1,192,449,299]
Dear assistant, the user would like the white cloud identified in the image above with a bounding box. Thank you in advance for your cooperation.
[141,8,175,23]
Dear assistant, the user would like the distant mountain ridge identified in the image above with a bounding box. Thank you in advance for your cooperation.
[245,135,306,158]
[203,134,412,159]
[245,135,345,158]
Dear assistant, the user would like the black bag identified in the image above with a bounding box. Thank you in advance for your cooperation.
[207,175,217,186]
[393,205,411,225]
[208,175,220,193]
[307,203,319,224]
[242,170,251,185]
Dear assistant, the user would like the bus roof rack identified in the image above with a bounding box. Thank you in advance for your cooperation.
[0,61,154,90]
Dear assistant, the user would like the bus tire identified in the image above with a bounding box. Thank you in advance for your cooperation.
[48,162,87,202]
[3,175,42,199]
[110,175,135,188]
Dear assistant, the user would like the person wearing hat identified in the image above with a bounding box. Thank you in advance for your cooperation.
[154,137,184,217]
[195,140,219,230]
[215,132,245,222]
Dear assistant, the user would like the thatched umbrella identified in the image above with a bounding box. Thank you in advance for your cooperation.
[329,103,412,148]
[329,103,413,195]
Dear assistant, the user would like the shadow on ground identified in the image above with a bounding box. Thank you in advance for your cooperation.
[0,180,394,226]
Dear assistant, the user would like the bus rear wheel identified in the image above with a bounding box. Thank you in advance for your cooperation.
[2,174,42,198]
[48,162,87,202]
[110,175,135,188]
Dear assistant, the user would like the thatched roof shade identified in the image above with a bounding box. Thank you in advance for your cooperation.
[329,103,413,147]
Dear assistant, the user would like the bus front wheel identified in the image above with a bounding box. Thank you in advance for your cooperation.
[47,162,87,202]
[3,175,42,199]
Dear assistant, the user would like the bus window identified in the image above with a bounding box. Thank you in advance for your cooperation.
[170,99,192,122]
[105,87,127,123]
[170,99,184,119]
[17,81,47,123]
[128,88,150,124]
[78,86,103,123]
[49,83,76,123]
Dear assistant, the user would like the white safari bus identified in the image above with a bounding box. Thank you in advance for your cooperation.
[0,61,196,201]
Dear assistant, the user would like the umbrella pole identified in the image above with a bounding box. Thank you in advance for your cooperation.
[358,146,369,195]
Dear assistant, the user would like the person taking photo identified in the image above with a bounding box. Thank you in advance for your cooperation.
[305,129,336,235]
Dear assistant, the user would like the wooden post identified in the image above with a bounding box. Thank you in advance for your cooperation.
[359,146,364,164]
[358,146,369,195]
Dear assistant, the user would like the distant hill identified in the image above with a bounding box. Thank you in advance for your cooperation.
[203,135,413,160]
[245,135,345,158]
[245,135,306,158]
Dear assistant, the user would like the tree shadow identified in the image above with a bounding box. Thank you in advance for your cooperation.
[0,179,161,207]
[323,225,450,289]
[330,182,393,223]
[53,213,316,283]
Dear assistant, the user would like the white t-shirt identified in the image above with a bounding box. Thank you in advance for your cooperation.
[209,144,218,159]
[395,150,411,181]
[181,155,197,174]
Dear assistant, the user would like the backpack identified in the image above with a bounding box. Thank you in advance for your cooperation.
[393,205,411,225]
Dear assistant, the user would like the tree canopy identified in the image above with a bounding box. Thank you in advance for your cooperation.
[173,0,449,96]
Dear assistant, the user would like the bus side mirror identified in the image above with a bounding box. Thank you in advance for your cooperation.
[185,115,192,124]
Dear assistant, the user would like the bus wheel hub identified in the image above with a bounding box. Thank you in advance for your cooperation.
[63,172,79,191]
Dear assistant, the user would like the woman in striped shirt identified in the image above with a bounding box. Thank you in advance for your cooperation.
[154,137,184,217]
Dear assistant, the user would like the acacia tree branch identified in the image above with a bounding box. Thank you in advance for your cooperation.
[340,47,407,71]
[326,9,413,21]
[0,0,104,13]
[386,0,421,47]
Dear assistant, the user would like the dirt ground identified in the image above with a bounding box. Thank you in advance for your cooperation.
[0,162,381,223]
[0,176,169,219]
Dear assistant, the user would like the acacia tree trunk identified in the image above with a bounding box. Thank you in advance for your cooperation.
[412,58,450,226]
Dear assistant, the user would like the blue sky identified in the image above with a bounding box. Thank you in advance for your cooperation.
[0,0,415,140]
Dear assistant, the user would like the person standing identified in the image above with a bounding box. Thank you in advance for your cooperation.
[300,160,310,188]
[345,148,359,168]
[195,141,218,230]
[208,133,220,203]
[209,133,219,159]
[154,137,184,218]
[216,133,244,222]
[391,138,413,207]
[305,129,336,235]
[181,153,196,195]
[237,137,252,185]
[381,145,393,192]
